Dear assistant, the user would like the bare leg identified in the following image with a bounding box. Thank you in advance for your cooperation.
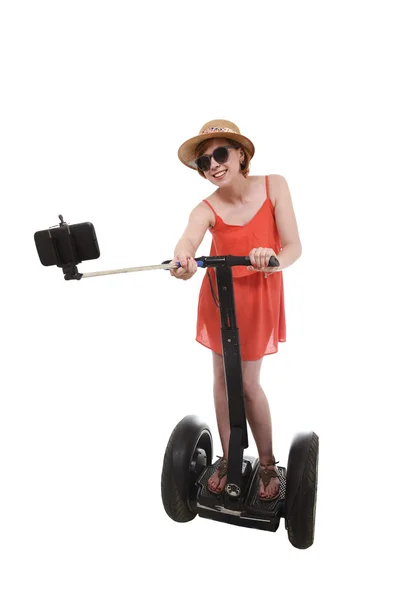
[208,352,230,493]
[207,353,279,498]
[242,358,280,499]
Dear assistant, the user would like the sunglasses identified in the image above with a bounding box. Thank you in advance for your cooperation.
[195,145,236,172]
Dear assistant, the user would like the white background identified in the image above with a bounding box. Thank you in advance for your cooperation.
[1,1,398,598]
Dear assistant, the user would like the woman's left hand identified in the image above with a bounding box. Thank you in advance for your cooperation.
[247,247,279,278]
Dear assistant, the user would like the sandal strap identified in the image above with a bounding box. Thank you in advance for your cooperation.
[259,463,279,487]
[262,455,279,467]
[259,468,279,487]
[215,456,228,478]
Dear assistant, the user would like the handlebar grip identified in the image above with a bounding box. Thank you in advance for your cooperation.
[162,259,205,268]
[175,260,204,268]
[268,256,280,267]
[228,255,280,268]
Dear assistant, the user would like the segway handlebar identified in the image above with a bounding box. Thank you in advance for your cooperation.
[34,216,279,280]
[165,255,280,269]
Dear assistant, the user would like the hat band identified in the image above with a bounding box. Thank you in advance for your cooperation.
[201,127,237,135]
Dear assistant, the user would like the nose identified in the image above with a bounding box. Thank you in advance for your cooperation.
[210,154,222,171]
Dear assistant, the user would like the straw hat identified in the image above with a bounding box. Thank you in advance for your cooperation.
[178,119,255,170]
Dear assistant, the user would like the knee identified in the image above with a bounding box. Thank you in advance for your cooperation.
[213,371,226,390]
[212,352,225,390]
[243,381,261,404]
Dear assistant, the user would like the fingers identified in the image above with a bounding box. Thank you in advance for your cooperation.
[248,247,278,271]
[181,258,197,279]
[184,257,197,278]
[169,255,186,278]
[170,256,197,280]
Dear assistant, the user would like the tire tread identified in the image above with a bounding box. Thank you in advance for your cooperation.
[161,427,196,523]
[286,432,319,549]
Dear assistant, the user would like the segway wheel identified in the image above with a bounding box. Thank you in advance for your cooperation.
[285,431,319,549]
[161,415,213,523]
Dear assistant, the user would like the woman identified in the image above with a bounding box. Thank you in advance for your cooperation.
[170,119,302,500]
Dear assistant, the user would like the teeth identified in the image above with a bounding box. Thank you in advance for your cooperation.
[214,170,226,178]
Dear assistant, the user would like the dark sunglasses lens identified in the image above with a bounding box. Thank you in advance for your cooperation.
[196,156,211,171]
[213,146,229,163]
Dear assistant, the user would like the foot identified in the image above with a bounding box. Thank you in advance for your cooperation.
[259,458,280,500]
[208,458,228,494]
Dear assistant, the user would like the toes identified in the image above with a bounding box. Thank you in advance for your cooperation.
[216,477,226,493]
[261,478,280,499]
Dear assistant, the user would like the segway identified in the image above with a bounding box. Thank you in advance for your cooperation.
[160,259,319,549]
[34,216,318,549]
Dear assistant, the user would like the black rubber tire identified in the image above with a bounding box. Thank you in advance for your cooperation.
[161,415,213,523]
[285,431,319,549]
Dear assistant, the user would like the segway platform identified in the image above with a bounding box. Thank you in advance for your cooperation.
[196,456,286,532]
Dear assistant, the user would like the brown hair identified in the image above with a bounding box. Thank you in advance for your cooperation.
[194,138,251,179]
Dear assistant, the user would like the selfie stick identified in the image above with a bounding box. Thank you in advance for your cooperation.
[81,261,204,278]
[36,215,278,280]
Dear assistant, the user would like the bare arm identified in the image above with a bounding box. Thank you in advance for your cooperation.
[173,202,212,257]
[171,202,212,279]
[271,175,302,270]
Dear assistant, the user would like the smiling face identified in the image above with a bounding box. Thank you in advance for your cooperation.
[195,137,246,187]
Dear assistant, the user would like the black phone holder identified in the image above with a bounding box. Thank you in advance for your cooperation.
[34,215,100,280]
[52,216,82,280]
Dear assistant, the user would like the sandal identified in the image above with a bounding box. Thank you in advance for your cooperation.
[259,456,280,501]
[208,456,228,494]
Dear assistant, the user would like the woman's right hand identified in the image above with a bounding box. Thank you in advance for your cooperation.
[169,253,198,280]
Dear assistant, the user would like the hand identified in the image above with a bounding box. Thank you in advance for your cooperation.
[247,247,278,278]
[169,254,198,280]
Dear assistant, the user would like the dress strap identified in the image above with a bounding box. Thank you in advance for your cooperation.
[202,199,218,219]
[265,175,270,200]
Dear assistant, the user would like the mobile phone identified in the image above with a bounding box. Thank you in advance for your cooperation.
[34,220,100,267]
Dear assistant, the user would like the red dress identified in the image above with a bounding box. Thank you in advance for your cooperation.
[196,176,286,361]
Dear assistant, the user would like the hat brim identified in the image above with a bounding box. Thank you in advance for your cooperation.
[178,132,255,170]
